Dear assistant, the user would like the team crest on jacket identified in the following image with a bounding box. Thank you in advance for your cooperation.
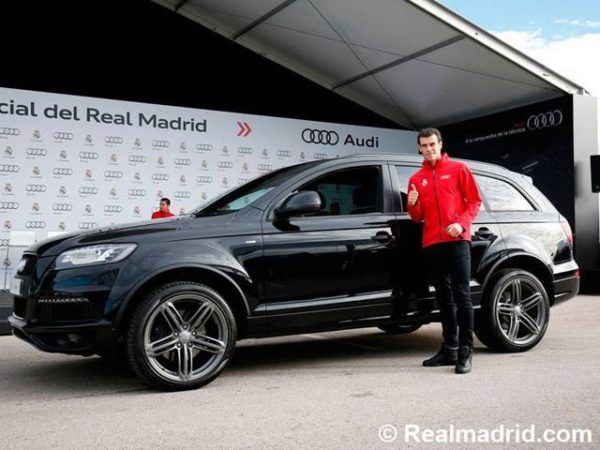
[422,179,428,187]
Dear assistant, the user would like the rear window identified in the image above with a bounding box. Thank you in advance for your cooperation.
[476,175,535,212]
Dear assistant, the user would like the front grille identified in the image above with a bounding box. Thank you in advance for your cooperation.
[35,296,103,322]
[37,298,92,322]
[13,296,27,318]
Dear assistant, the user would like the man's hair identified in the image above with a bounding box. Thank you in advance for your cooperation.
[417,128,443,145]
[160,197,171,206]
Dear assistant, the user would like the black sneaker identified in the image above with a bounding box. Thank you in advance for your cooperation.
[455,346,473,374]
[423,344,458,366]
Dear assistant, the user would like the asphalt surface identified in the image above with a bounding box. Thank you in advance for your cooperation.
[0,296,598,450]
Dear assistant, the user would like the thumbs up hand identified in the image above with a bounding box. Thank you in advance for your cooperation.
[408,183,419,206]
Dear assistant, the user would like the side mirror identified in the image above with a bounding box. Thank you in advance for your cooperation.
[275,191,322,219]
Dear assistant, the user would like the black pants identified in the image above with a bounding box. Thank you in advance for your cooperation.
[424,241,474,348]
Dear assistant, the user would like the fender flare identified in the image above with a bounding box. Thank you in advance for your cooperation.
[113,262,251,327]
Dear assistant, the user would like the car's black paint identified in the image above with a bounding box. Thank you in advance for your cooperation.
[9,154,579,357]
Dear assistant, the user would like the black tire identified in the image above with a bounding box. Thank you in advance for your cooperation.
[476,269,550,352]
[378,324,422,334]
[126,281,237,391]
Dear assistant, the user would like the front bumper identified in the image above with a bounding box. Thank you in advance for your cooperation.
[8,314,117,356]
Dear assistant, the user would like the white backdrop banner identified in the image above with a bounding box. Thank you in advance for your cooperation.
[0,86,416,279]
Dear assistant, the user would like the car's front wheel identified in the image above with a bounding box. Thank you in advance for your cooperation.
[126,281,237,390]
[476,269,550,352]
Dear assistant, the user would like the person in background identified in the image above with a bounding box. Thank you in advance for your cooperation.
[151,197,175,219]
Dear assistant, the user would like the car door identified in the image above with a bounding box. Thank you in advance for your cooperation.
[390,163,504,306]
[260,161,397,334]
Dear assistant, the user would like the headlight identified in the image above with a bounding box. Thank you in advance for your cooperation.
[56,244,137,269]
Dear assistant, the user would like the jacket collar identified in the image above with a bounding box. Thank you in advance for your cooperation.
[422,152,449,171]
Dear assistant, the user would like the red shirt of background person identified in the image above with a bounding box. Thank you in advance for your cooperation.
[151,197,175,219]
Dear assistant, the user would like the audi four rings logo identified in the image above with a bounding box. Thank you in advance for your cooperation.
[104,170,123,179]
[128,189,146,197]
[175,158,192,166]
[78,222,97,230]
[277,150,291,157]
[258,164,272,171]
[174,191,191,199]
[0,239,9,246]
[238,147,253,155]
[105,136,124,144]
[313,153,328,160]
[53,132,74,140]
[527,110,563,130]
[26,147,47,156]
[26,184,47,192]
[79,186,98,195]
[152,173,170,181]
[0,202,18,209]
[53,168,73,176]
[302,128,339,145]
[128,155,147,163]
[196,176,213,183]
[53,203,73,211]
[218,161,234,169]
[0,165,19,173]
[104,205,123,213]
[26,221,46,229]
[0,128,20,136]
[196,143,212,151]
[79,151,99,160]
[152,140,169,148]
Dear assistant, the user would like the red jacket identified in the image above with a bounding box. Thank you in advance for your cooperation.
[407,153,482,248]
[151,210,175,219]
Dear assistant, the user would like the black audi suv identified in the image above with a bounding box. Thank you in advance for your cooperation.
[9,154,579,390]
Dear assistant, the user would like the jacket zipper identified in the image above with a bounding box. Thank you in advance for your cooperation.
[432,168,444,241]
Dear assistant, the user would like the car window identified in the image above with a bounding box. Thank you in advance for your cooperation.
[193,161,320,216]
[394,165,419,212]
[476,175,535,211]
[298,166,382,216]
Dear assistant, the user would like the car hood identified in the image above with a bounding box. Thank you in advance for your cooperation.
[28,213,239,257]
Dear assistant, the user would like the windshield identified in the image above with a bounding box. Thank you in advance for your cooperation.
[192,161,320,216]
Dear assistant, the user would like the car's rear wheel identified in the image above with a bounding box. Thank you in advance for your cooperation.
[476,269,549,352]
[126,281,237,390]
[378,324,422,334]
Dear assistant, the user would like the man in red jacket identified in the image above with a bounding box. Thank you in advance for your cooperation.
[407,128,482,374]
[151,197,175,219]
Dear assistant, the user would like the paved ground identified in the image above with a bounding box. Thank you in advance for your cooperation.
[0,296,598,449]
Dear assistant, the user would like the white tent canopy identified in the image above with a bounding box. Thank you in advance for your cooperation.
[152,0,587,128]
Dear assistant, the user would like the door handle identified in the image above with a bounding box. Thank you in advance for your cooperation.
[475,227,494,239]
[371,231,395,245]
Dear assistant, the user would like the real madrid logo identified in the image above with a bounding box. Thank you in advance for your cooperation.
[422,179,428,187]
